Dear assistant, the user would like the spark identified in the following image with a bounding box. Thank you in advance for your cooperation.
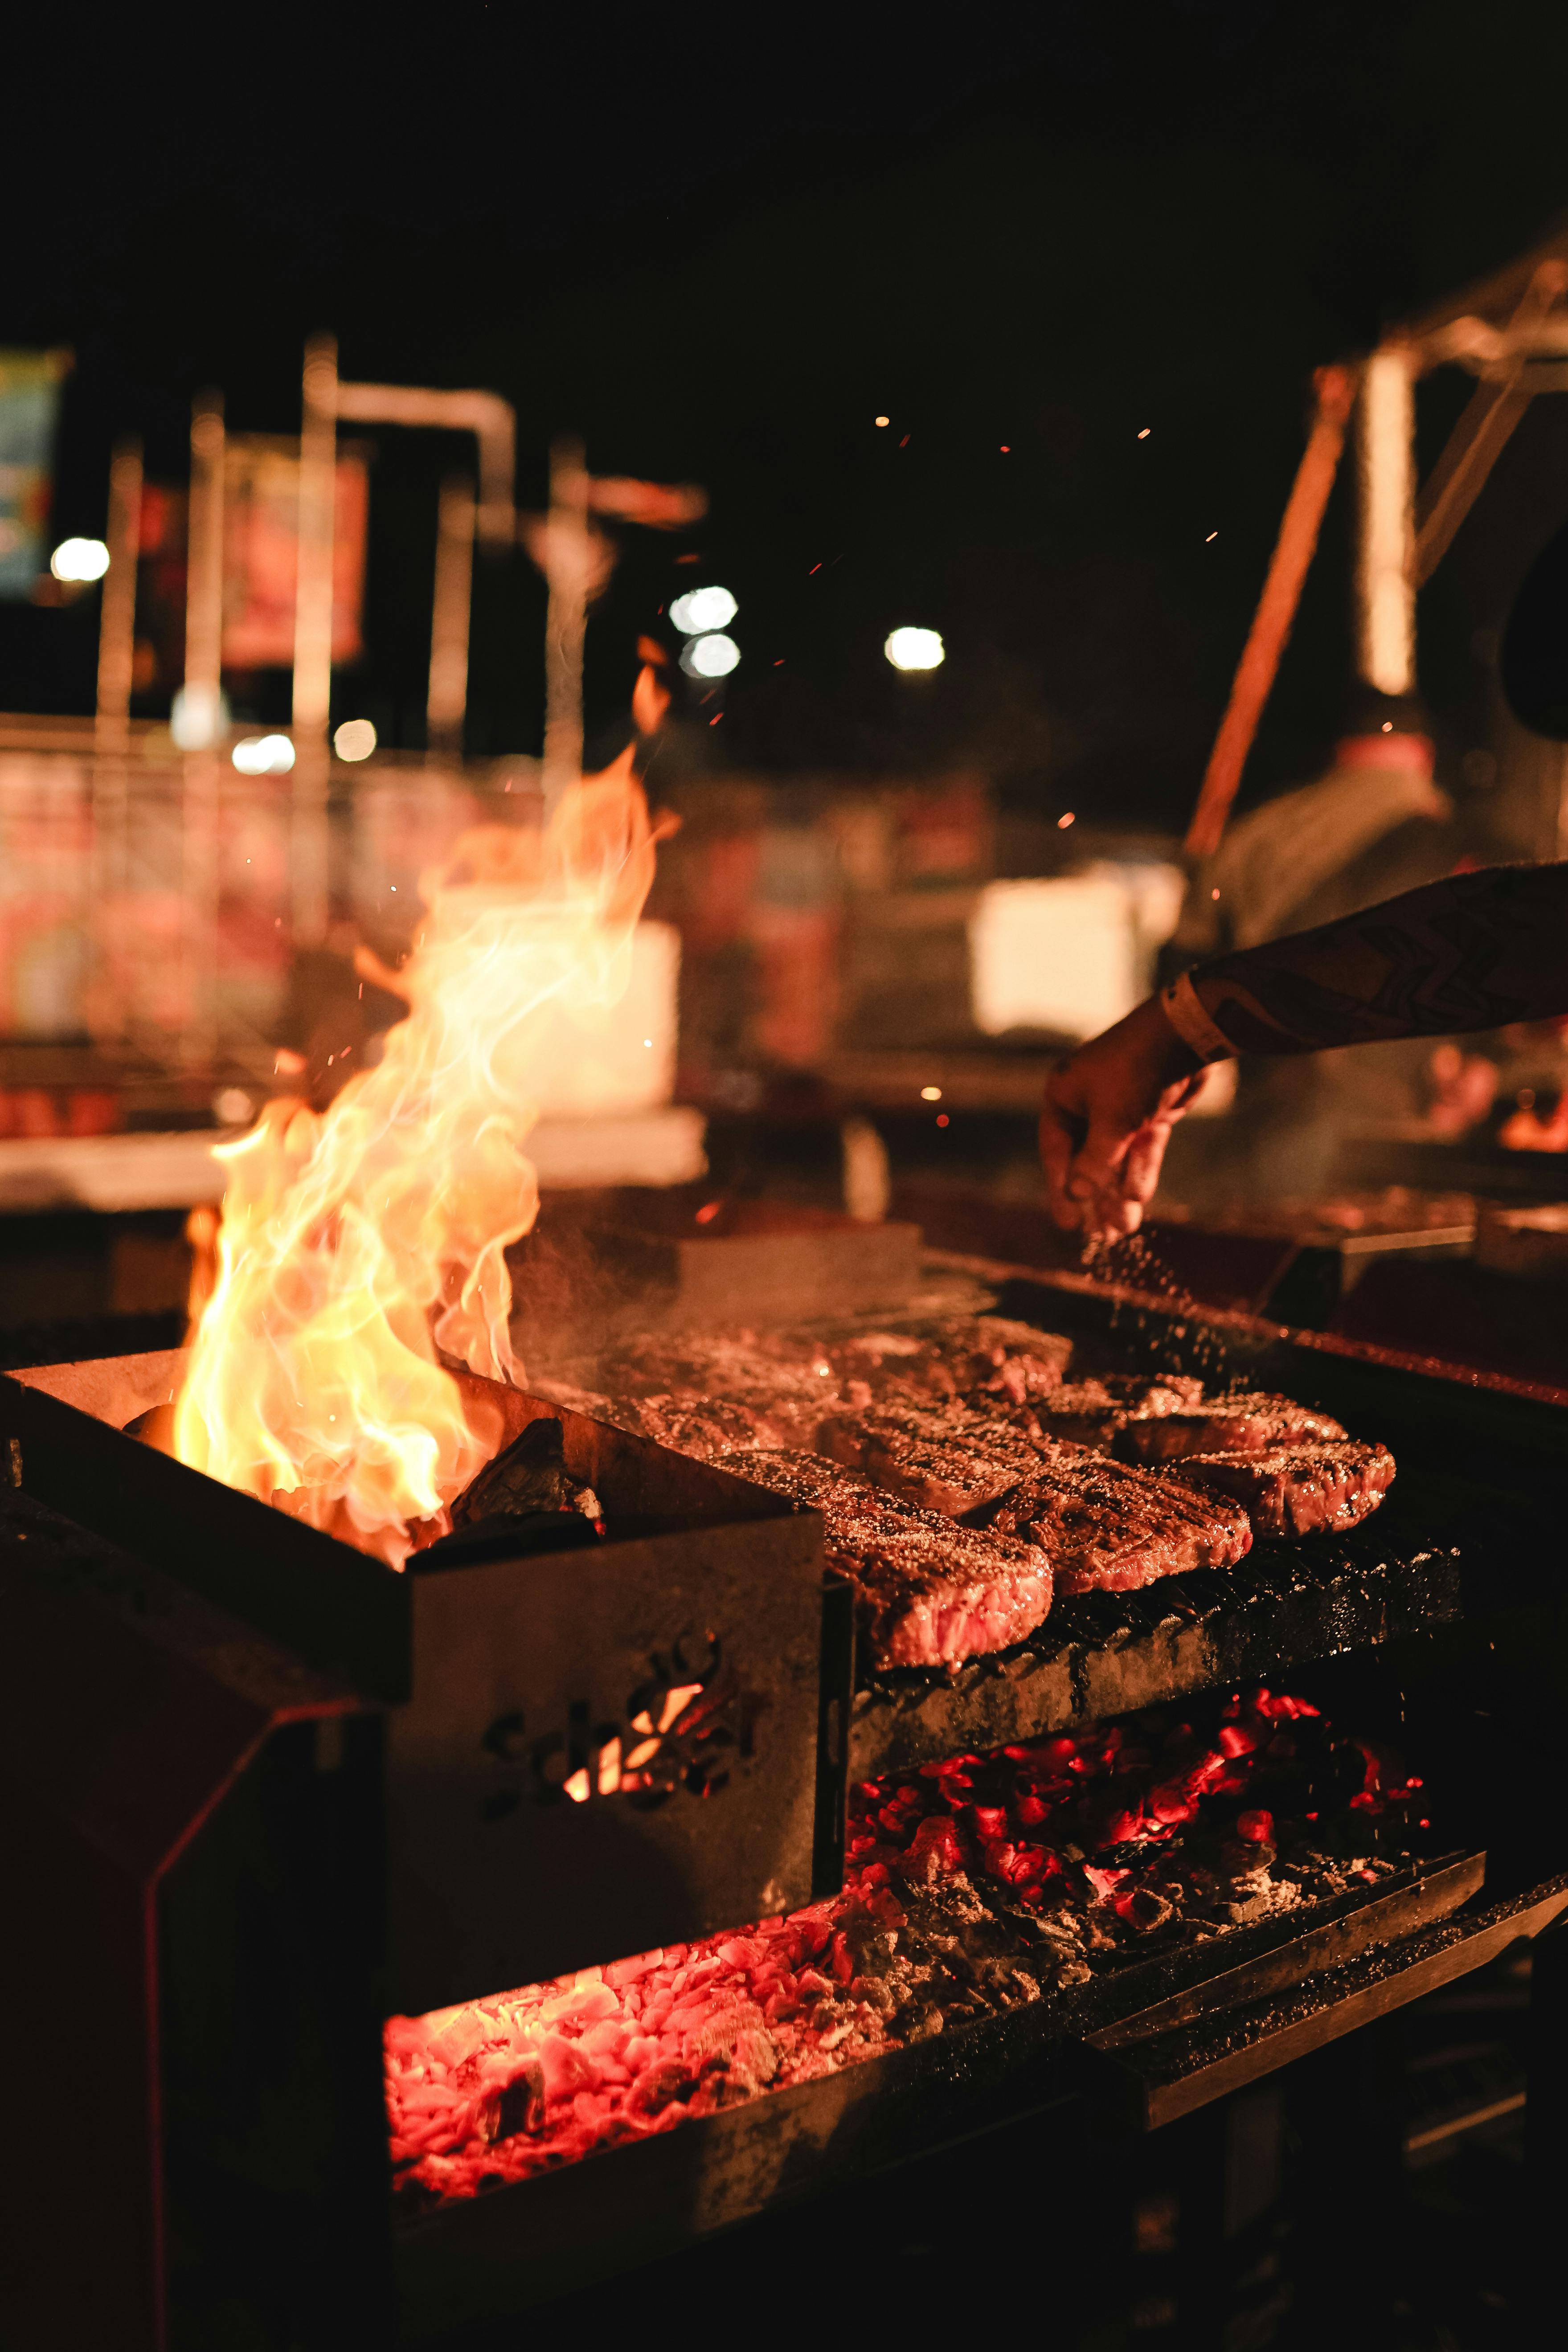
[936,1113,949,1127]
[875,415,890,427]
[1206,532,1218,542]
[921,1085,942,1101]
[1138,428,1150,439]
[1211,888,1220,900]
[1057,811,1075,829]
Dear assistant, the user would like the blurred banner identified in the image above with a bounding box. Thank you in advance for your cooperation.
[222,434,368,668]
[0,350,70,599]
[132,438,370,688]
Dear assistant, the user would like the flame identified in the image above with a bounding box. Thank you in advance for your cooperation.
[173,748,673,1565]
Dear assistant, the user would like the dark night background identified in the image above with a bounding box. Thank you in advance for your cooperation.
[6,0,1568,827]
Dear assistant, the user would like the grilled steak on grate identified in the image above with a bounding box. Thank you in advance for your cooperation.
[714,1446,1054,1668]
[993,1447,1253,1593]
[819,1315,1073,1407]
[1119,1392,1347,1464]
[1166,1440,1396,1538]
[1029,1372,1204,1450]
[813,1402,1040,1516]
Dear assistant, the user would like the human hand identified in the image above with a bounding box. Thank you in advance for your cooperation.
[1040,995,1209,1237]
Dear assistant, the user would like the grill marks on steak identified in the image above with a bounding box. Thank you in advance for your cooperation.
[1119,1392,1347,1464]
[993,1449,1253,1593]
[813,1402,1041,1517]
[1167,1441,1395,1538]
[712,1446,1054,1669]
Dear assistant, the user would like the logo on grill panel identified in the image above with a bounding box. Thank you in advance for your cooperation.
[479,1633,752,1819]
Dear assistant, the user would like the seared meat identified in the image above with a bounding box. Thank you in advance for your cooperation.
[596,1332,838,1413]
[714,1447,1053,1669]
[1030,1372,1204,1451]
[1167,1440,1395,1538]
[923,1315,1074,1401]
[614,1393,777,1457]
[813,1401,1039,1517]
[993,1448,1252,1593]
[823,1314,1073,1408]
[1119,1392,1347,1464]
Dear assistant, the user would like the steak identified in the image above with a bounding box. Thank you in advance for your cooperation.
[713,1447,1054,1669]
[1119,1392,1347,1464]
[993,1448,1253,1593]
[922,1315,1074,1401]
[596,1332,838,1413]
[822,1315,1073,1408]
[1167,1440,1396,1538]
[1030,1373,1204,1451]
[614,1393,777,1458]
[813,1401,1039,1517]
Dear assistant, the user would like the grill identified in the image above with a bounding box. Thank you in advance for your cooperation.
[6,1234,1568,2348]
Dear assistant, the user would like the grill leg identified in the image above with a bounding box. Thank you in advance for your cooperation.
[1526,1911,1568,2323]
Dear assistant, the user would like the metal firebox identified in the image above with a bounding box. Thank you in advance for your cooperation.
[0,1351,832,2004]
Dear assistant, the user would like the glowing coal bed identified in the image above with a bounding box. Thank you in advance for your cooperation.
[387,1682,1429,2211]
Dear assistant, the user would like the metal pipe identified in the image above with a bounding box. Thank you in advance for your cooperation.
[332,380,515,546]
[292,335,338,743]
[183,393,225,746]
[427,479,475,757]
[541,437,589,811]
[1355,345,1417,697]
[94,438,142,748]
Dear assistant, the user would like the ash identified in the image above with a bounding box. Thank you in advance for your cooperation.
[386,1682,1426,2211]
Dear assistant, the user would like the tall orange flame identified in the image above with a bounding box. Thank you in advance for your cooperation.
[174,750,671,1566]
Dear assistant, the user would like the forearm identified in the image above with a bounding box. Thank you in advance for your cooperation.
[1174,861,1568,1057]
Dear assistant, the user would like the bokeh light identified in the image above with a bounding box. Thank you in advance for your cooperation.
[680,632,741,678]
[670,585,737,634]
[334,718,378,761]
[885,626,945,672]
[231,734,297,775]
[50,537,111,582]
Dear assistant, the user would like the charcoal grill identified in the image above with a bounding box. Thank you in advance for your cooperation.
[7,1241,1568,2348]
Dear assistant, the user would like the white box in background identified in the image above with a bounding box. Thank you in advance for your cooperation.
[969,865,1183,1042]
[524,920,681,1119]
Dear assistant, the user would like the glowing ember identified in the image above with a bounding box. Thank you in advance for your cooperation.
[385,1684,1431,2208]
[174,748,673,1565]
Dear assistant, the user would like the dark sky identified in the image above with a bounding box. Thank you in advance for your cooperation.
[7,2,1568,824]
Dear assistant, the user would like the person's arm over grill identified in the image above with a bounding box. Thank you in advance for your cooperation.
[1042,860,1568,1235]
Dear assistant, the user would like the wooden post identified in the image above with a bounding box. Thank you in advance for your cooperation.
[95,438,142,749]
[1413,259,1568,585]
[541,436,589,811]
[427,478,475,759]
[1184,366,1356,861]
[1355,344,1417,696]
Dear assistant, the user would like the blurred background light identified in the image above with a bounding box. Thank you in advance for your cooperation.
[333,718,377,761]
[49,537,110,583]
[680,632,741,679]
[231,733,296,775]
[170,682,230,749]
[885,626,945,671]
[670,584,737,634]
